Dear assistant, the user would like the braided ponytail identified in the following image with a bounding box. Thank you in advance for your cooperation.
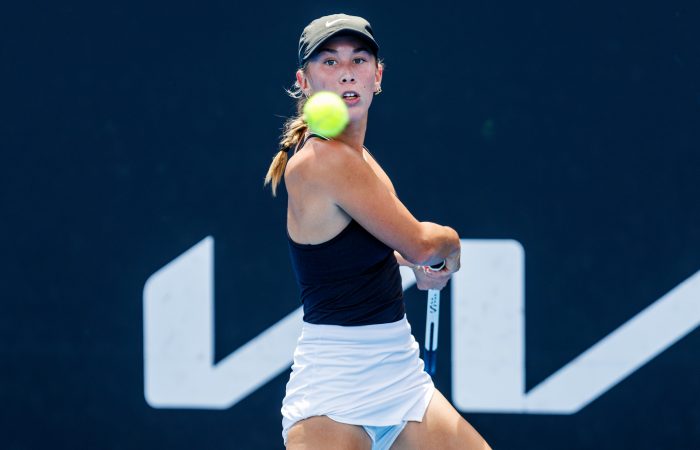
[264,74,309,197]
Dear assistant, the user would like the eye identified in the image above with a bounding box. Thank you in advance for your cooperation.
[323,59,337,66]
[353,58,366,64]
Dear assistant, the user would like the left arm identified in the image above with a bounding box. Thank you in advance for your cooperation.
[365,147,456,291]
[364,149,452,291]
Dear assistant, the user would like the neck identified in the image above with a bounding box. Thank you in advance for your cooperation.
[334,113,368,150]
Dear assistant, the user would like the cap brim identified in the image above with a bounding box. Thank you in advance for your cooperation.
[303,29,379,65]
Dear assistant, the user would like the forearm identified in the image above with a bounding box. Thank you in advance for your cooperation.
[416,223,460,266]
[396,225,460,289]
[394,224,459,267]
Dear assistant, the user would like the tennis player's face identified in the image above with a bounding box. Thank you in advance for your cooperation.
[299,36,383,123]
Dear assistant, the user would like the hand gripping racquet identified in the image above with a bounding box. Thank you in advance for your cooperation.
[423,261,445,376]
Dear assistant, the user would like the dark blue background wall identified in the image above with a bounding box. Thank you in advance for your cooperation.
[2,1,699,449]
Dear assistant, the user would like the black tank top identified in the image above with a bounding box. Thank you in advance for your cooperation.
[286,134,405,325]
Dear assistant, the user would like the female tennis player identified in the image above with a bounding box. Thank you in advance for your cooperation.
[265,13,492,450]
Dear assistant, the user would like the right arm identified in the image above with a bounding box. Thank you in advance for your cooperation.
[309,140,460,268]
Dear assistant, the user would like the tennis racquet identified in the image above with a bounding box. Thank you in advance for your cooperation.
[423,261,445,376]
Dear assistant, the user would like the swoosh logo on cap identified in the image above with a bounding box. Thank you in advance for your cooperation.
[325,18,347,27]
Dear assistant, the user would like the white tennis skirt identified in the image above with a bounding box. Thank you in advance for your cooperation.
[281,315,435,443]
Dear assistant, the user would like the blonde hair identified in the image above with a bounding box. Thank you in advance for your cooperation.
[264,67,309,197]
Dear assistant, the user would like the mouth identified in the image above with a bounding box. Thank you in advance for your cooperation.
[341,91,360,105]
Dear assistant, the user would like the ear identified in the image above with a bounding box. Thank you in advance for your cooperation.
[296,70,310,96]
[374,62,384,93]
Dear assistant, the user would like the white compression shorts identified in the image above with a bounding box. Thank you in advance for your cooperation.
[281,315,435,446]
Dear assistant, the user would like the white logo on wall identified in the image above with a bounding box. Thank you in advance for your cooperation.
[143,237,700,412]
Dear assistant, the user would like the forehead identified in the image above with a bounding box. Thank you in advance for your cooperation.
[315,34,373,54]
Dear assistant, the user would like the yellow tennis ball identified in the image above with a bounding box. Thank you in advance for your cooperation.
[303,91,349,138]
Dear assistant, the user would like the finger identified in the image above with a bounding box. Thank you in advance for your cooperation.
[418,279,447,290]
[423,271,451,281]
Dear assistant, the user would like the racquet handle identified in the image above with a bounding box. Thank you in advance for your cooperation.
[424,288,440,376]
[422,260,444,376]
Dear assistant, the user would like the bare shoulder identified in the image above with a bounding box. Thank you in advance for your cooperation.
[307,138,364,172]
[285,138,364,189]
[284,137,434,263]
[284,138,362,244]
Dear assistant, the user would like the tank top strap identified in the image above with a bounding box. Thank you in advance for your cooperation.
[292,133,330,156]
[294,134,377,159]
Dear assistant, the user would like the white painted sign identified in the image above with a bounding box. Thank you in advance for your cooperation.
[143,237,700,413]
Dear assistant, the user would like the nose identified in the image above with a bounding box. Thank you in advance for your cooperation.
[340,72,355,83]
